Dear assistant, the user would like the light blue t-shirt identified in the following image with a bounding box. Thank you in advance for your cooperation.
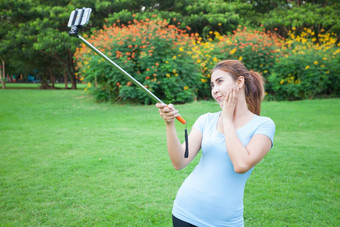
[172,111,275,227]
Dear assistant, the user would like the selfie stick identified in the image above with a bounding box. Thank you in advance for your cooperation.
[68,8,186,125]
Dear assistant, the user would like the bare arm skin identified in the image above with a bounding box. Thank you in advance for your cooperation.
[223,119,272,173]
[156,103,202,170]
[221,86,272,173]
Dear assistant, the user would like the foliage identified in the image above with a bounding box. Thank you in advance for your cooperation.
[212,26,283,77]
[268,28,340,100]
[0,0,137,88]
[105,0,254,38]
[261,3,340,39]
[75,19,201,104]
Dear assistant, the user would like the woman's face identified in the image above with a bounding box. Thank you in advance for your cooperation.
[210,69,236,108]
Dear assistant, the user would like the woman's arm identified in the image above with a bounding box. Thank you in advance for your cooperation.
[156,103,202,170]
[223,120,272,173]
[222,86,272,173]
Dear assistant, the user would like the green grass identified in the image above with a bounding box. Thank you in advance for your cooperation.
[0,89,339,226]
[5,83,86,89]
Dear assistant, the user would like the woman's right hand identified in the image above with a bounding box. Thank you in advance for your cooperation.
[155,103,180,124]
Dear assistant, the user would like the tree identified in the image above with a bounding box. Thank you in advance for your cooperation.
[0,0,121,89]
[261,3,340,38]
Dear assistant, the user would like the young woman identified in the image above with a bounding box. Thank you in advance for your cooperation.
[156,60,275,227]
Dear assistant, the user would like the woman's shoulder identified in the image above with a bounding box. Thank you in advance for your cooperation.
[253,115,276,130]
[193,111,220,131]
[255,115,274,123]
[197,111,220,121]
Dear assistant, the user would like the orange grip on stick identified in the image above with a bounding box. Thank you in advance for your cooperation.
[176,116,187,125]
[165,104,186,125]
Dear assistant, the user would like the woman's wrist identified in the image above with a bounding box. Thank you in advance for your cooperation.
[165,120,175,126]
[222,118,234,129]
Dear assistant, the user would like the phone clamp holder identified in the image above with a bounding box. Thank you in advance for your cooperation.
[67,7,92,37]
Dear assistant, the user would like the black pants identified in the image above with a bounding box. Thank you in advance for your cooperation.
[172,215,197,227]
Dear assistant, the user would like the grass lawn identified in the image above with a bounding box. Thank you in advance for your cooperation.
[5,83,86,89]
[0,89,339,226]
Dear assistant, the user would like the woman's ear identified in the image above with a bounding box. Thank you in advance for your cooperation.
[237,76,245,88]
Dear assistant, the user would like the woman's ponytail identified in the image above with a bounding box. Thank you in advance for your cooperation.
[245,71,264,115]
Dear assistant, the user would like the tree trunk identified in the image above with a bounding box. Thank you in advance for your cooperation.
[67,48,77,90]
[0,59,5,89]
[64,70,68,89]
[49,68,55,88]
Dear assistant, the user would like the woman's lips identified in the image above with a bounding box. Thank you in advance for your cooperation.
[215,96,223,101]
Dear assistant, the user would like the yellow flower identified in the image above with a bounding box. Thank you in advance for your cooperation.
[292,27,296,30]
[175,73,178,76]
[201,78,207,83]
[87,82,91,87]
[218,23,222,26]
[322,57,327,60]
[264,70,268,73]
[172,56,176,59]
[305,65,310,70]
[197,59,201,63]
[239,56,243,61]
[184,86,189,90]
[229,48,237,55]
[80,77,84,81]
[321,65,325,68]
[179,47,184,52]
[314,61,318,65]
[166,74,170,77]
[173,69,177,73]
[165,61,169,64]
[280,80,284,84]
[213,57,218,62]
[85,87,88,91]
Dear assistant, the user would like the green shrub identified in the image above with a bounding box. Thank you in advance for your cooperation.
[268,28,340,100]
[75,19,200,104]
[211,26,283,80]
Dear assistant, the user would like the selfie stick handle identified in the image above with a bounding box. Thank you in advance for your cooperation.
[76,35,187,125]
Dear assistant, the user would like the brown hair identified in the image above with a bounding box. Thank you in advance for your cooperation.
[211,60,265,115]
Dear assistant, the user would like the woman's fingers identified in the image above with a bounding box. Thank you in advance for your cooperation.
[156,103,178,122]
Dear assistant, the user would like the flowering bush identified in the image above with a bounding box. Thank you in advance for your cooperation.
[211,26,283,78]
[189,32,220,99]
[187,26,283,98]
[75,20,339,102]
[75,18,200,104]
[268,28,340,100]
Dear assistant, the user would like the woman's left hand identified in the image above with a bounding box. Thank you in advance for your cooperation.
[221,85,239,122]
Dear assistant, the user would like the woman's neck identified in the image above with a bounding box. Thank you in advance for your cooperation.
[233,91,254,119]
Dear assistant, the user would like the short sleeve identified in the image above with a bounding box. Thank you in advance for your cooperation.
[254,118,276,147]
[192,114,208,133]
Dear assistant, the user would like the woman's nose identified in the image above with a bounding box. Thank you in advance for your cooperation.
[212,86,219,94]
